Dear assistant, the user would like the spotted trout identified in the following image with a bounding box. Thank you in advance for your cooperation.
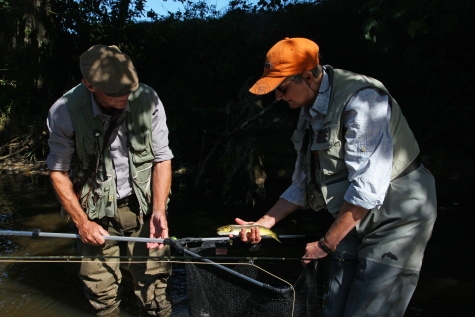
[217,225,281,243]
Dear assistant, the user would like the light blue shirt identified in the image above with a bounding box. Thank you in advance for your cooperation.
[46,88,173,199]
[280,69,393,211]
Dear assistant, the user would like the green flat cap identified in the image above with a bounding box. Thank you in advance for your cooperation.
[80,45,139,97]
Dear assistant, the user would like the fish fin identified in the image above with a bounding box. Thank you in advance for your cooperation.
[272,233,282,243]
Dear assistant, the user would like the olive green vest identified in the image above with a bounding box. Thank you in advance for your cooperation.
[62,83,156,219]
[292,66,420,214]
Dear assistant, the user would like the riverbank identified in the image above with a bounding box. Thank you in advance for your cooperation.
[0,158,48,176]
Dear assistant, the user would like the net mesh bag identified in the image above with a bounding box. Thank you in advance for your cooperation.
[181,237,322,317]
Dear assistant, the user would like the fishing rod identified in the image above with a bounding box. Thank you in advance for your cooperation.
[0,229,308,244]
[0,229,235,244]
[0,229,324,265]
[0,229,167,244]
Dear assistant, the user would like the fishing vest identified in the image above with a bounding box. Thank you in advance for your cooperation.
[292,66,420,214]
[63,83,156,220]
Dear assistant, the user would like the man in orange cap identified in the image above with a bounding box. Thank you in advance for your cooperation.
[236,37,437,316]
[46,45,173,316]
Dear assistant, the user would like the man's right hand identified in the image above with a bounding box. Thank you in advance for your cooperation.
[77,220,109,245]
[234,218,262,244]
[50,170,109,246]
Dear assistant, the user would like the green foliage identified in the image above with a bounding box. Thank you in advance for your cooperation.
[0,0,11,11]
[52,0,149,28]
[1,0,473,206]
[358,0,475,157]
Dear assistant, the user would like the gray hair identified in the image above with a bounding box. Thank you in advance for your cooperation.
[291,65,323,82]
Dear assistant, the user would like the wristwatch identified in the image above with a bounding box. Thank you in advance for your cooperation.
[318,237,337,254]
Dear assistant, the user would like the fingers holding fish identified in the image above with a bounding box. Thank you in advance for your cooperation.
[217,224,281,243]
[232,218,259,242]
[240,226,261,244]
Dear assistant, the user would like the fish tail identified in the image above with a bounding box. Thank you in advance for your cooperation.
[271,233,282,243]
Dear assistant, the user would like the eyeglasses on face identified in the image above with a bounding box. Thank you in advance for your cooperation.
[275,74,302,95]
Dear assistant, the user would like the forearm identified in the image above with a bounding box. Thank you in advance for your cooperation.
[323,200,368,249]
[49,170,89,227]
[152,160,172,214]
[147,160,172,248]
[257,198,300,228]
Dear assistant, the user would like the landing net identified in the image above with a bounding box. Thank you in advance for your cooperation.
[176,236,322,317]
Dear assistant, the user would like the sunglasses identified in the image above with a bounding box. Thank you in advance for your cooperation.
[275,74,302,95]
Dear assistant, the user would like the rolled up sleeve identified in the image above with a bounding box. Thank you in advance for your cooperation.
[151,92,174,162]
[46,97,75,171]
[342,88,393,210]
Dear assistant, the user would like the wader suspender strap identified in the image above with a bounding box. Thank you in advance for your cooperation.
[302,125,327,212]
[302,125,318,185]
[74,112,123,195]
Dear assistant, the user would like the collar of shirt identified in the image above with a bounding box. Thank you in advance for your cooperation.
[303,68,331,121]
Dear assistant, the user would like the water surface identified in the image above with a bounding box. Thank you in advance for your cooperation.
[0,172,473,316]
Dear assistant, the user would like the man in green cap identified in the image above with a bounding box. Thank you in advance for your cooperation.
[46,44,173,316]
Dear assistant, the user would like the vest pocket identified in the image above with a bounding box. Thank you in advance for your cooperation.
[81,177,114,219]
[129,130,155,164]
[82,131,100,157]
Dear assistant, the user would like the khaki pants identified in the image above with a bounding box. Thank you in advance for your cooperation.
[78,200,172,316]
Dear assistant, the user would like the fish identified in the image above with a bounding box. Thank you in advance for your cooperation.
[217,224,281,243]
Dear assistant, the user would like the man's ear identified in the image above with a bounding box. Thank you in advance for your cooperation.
[82,79,94,92]
[302,70,314,82]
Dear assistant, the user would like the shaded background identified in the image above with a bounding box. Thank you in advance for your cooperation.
[1,0,474,211]
[1,0,475,315]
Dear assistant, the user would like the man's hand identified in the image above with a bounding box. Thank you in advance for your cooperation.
[301,241,327,266]
[49,170,109,246]
[233,218,263,244]
[77,220,109,245]
[148,210,169,249]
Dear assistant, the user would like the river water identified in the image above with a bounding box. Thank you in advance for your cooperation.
[0,170,474,316]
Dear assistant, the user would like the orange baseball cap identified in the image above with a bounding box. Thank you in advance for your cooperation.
[249,37,320,95]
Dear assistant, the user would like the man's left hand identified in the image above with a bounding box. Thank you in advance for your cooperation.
[147,210,168,249]
[302,241,327,266]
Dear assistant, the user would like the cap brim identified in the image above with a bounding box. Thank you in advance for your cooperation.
[104,82,139,97]
[249,76,286,95]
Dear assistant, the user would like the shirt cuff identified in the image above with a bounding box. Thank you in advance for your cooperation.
[153,153,174,163]
[280,184,308,208]
[46,155,71,171]
[344,186,381,210]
